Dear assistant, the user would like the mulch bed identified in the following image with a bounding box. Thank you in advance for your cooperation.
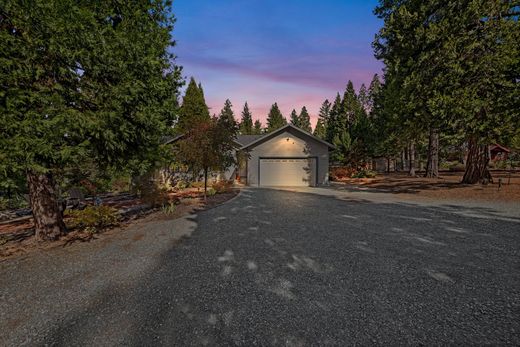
[333,171,520,202]
[0,189,240,260]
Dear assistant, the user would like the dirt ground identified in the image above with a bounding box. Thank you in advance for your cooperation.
[0,189,239,260]
[334,171,520,202]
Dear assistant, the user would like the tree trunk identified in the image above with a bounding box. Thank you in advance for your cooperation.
[386,157,391,173]
[26,170,66,241]
[401,149,406,171]
[203,167,208,200]
[409,142,416,176]
[425,127,439,178]
[462,136,492,184]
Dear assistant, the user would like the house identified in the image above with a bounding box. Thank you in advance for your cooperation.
[235,124,334,187]
[489,144,510,162]
[165,124,334,187]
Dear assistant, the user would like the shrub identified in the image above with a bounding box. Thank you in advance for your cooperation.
[206,187,217,196]
[161,202,177,215]
[66,205,120,233]
[330,167,357,181]
[448,162,465,172]
[351,170,377,178]
[212,180,233,193]
[175,180,189,190]
[190,181,205,189]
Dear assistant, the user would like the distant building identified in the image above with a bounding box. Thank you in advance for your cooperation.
[489,144,510,162]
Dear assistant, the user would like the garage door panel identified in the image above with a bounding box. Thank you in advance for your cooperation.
[259,158,315,186]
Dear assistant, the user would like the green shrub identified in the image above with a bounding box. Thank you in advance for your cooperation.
[351,170,377,178]
[175,180,189,190]
[161,202,177,215]
[206,187,217,196]
[190,181,205,189]
[66,205,120,233]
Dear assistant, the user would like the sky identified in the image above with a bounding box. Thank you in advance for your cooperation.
[172,0,383,127]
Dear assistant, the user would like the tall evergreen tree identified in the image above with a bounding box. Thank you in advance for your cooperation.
[317,99,331,137]
[327,94,350,163]
[313,118,326,139]
[239,102,254,135]
[299,106,312,133]
[289,109,300,128]
[266,103,287,132]
[253,119,263,135]
[367,74,382,113]
[341,80,360,127]
[178,77,210,132]
[374,1,519,183]
[0,0,182,240]
[218,99,237,130]
[358,83,369,113]
[318,99,331,123]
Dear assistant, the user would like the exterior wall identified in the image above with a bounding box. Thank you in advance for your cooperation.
[246,128,330,186]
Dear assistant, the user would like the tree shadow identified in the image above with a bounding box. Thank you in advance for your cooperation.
[20,188,520,345]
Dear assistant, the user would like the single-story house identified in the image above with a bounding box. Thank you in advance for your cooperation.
[489,144,510,162]
[235,124,334,187]
[166,124,334,187]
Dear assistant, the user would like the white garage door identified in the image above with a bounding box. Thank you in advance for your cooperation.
[259,158,316,186]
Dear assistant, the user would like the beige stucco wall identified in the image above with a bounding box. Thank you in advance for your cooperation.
[246,128,330,186]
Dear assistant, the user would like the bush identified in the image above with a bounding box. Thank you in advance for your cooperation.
[175,180,189,190]
[190,181,205,189]
[206,187,217,196]
[66,205,120,233]
[448,162,465,172]
[351,170,377,178]
[212,180,233,193]
[161,202,177,215]
[330,167,357,181]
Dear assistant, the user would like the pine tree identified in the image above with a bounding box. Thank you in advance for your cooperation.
[239,102,254,135]
[374,1,519,183]
[178,77,210,132]
[218,99,237,131]
[341,80,359,127]
[318,99,331,123]
[367,74,382,113]
[358,83,369,113]
[313,118,326,139]
[289,109,300,128]
[326,93,350,163]
[299,106,312,133]
[266,103,287,132]
[0,0,182,240]
[326,94,342,144]
[253,120,263,135]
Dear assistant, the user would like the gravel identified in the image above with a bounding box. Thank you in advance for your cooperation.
[1,188,519,346]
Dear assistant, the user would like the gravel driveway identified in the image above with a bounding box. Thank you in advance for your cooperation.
[1,188,519,346]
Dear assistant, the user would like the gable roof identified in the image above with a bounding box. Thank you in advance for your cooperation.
[164,133,243,147]
[236,135,263,147]
[489,144,510,153]
[239,124,335,150]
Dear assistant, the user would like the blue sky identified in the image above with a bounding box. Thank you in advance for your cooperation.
[172,0,383,125]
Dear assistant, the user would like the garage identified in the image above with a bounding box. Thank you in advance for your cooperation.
[236,124,334,187]
[259,158,316,186]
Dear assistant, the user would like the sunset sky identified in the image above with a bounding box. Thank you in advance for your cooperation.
[173,0,383,127]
